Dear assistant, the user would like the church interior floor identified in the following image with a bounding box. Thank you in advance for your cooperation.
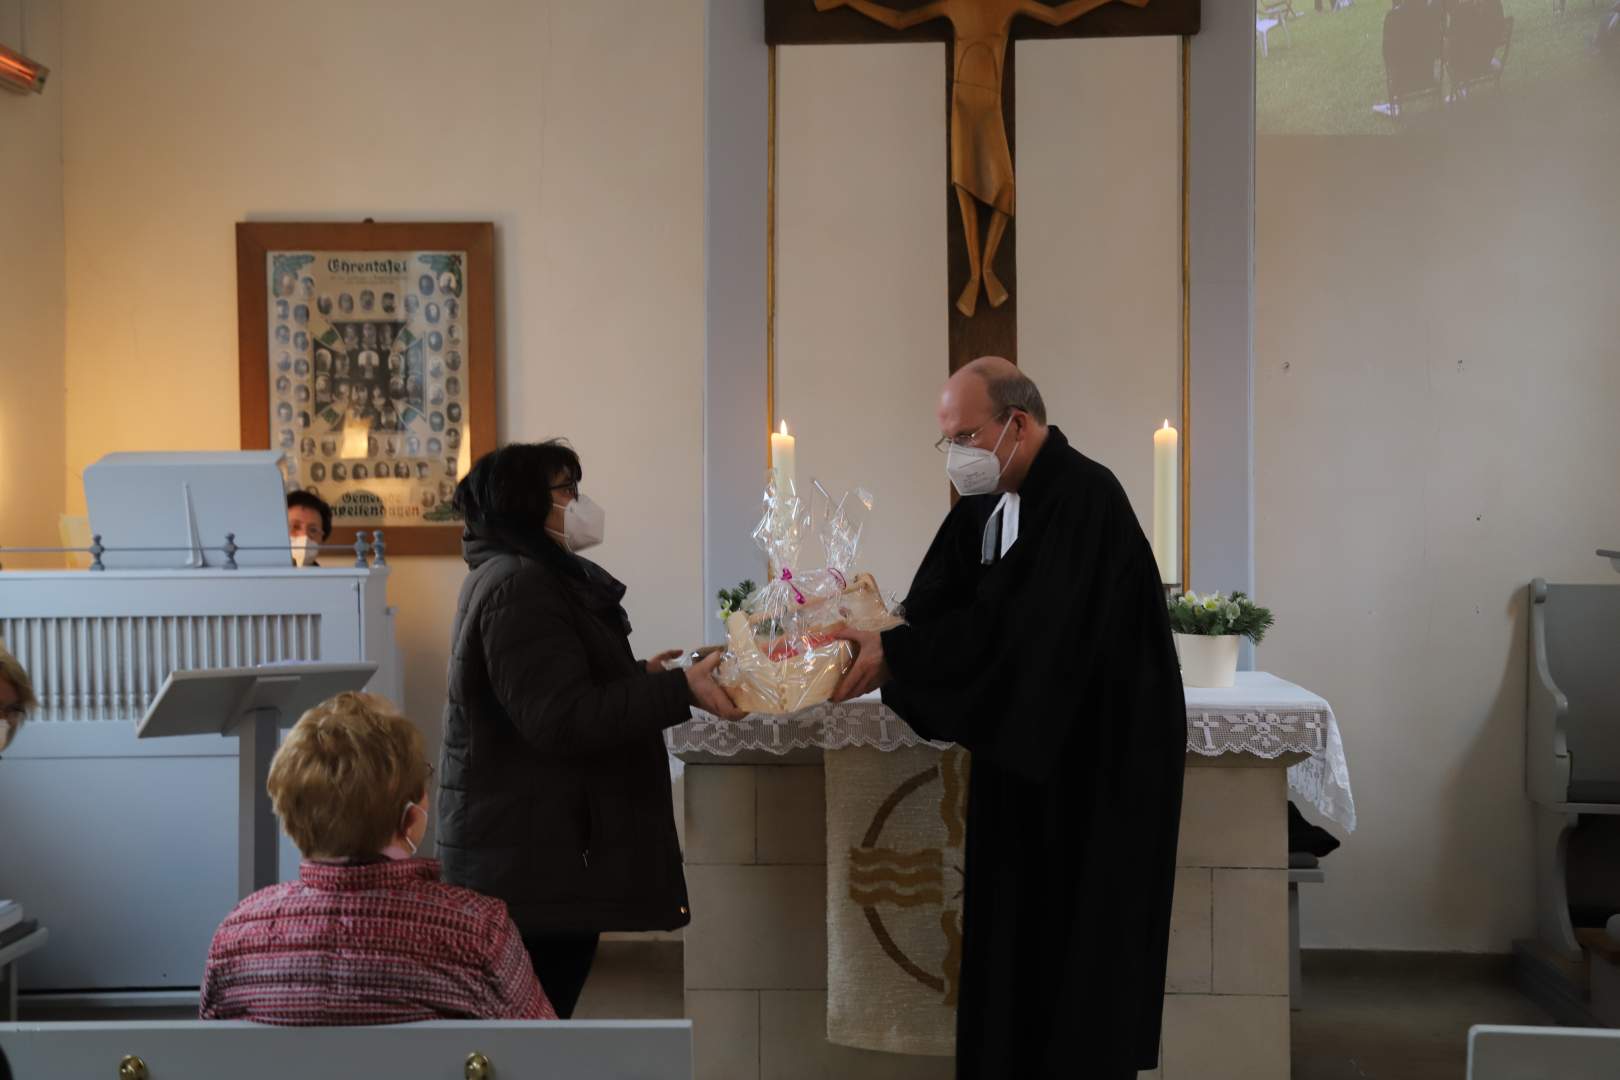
[20,942,1564,1079]
[572,938,686,1020]
[1290,951,1556,1080]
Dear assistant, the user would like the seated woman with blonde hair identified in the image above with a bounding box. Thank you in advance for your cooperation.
[0,641,37,754]
[200,691,555,1024]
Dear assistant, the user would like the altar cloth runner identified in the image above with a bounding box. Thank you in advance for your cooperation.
[670,672,1356,832]
[824,744,966,1056]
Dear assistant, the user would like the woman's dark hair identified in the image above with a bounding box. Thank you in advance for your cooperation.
[286,490,332,539]
[453,440,582,538]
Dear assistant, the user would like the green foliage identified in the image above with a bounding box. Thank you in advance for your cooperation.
[716,580,758,620]
[1167,591,1275,645]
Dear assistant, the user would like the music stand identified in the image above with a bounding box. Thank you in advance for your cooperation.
[84,450,292,570]
[137,663,377,897]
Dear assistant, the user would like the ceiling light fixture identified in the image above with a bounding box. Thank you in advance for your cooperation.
[0,40,48,95]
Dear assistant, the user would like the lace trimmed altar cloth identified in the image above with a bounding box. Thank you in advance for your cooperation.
[669,670,1355,832]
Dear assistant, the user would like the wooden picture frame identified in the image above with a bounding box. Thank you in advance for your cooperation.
[236,221,495,557]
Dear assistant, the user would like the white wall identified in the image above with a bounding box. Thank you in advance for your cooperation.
[0,0,65,566]
[774,37,1182,597]
[1018,36,1181,526]
[58,0,708,755]
[775,42,946,599]
[1256,101,1620,950]
[704,0,771,639]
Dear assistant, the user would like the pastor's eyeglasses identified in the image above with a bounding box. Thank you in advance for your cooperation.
[933,409,1012,453]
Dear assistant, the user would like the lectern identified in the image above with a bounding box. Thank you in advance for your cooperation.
[137,663,376,897]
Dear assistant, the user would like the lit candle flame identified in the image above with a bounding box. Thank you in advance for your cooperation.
[779,420,789,436]
[1162,419,1171,430]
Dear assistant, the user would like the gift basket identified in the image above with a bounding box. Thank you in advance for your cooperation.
[714,477,903,715]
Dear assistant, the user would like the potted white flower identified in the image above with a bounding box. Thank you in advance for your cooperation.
[1167,591,1275,688]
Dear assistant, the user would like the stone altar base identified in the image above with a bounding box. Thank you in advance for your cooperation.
[681,751,1298,1080]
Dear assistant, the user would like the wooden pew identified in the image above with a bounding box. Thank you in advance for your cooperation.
[1468,1024,1620,1080]
[0,1019,692,1080]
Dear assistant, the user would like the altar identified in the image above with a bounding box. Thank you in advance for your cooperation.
[671,672,1353,1080]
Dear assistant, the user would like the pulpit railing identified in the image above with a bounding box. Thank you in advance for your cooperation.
[0,530,390,572]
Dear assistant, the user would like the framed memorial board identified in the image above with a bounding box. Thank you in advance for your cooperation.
[237,221,495,556]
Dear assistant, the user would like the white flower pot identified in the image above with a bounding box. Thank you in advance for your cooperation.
[1174,633,1240,688]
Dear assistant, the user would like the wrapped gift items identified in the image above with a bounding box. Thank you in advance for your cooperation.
[715,480,903,715]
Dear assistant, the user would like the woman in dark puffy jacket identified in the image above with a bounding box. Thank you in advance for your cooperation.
[437,440,740,1017]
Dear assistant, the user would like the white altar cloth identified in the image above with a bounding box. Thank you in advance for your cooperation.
[669,670,1355,831]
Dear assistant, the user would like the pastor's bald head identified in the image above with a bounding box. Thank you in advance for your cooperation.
[936,356,1051,496]
[941,356,1048,429]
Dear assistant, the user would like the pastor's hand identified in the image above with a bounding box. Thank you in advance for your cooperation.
[685,649,746,720]
[831,626,890,702]
[647,649,684,674]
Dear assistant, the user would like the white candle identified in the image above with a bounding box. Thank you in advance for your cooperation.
[770,420,796,495]
[1153,420,1179,586]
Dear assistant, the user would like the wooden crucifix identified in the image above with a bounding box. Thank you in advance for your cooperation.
[767,0,1199,371]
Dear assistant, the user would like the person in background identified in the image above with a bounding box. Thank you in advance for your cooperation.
[0,642,37,756]
[437,440,742,1018]
[287,490,331,567]
[1597,2,1620,56]
[199,691,554,1024]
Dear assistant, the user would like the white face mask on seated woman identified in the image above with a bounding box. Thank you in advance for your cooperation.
[547,493,606,553]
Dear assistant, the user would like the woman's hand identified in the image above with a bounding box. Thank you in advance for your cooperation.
[685,650,746,720]
[646,649,684,674]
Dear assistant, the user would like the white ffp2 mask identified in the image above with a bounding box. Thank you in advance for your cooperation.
[290,535,316,567]
[945,417,1017,497]
[549,494,606,553]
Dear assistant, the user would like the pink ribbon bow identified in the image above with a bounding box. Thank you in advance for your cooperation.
[781,568,806,605]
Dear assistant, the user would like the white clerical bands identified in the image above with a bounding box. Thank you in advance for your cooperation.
[980,492,1020,565]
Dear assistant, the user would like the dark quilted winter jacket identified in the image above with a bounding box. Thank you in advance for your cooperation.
[436,525,691,934]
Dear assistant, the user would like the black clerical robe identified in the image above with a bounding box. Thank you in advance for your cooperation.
[880,426,1185,1079]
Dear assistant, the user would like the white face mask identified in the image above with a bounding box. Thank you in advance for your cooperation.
[945,416,1018,497]
[399,800,421,857]
[548,493,606,553]
[290,535,316,567]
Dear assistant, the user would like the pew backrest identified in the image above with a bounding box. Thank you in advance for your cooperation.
[1528,580,1620,807]
[1467,1024,1620,1080]
[0,1019,692,1080]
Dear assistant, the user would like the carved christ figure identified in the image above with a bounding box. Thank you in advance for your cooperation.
[814,0,1149,317]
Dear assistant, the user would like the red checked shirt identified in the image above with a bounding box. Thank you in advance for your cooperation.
[200,858,555,1025]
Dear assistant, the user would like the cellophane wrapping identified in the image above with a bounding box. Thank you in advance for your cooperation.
[714,478,902,715]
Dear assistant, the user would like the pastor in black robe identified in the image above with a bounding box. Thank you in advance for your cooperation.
[879,426,1186,1079]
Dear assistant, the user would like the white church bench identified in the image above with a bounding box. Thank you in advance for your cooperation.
[1467,1024,1620,1080]
[0,1019,692,1080]
[1526,579,1620,961]
[1287,859,1325,1009]
[0,927,48,1022]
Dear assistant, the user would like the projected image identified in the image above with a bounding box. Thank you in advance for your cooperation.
[1257,0,1620,134]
